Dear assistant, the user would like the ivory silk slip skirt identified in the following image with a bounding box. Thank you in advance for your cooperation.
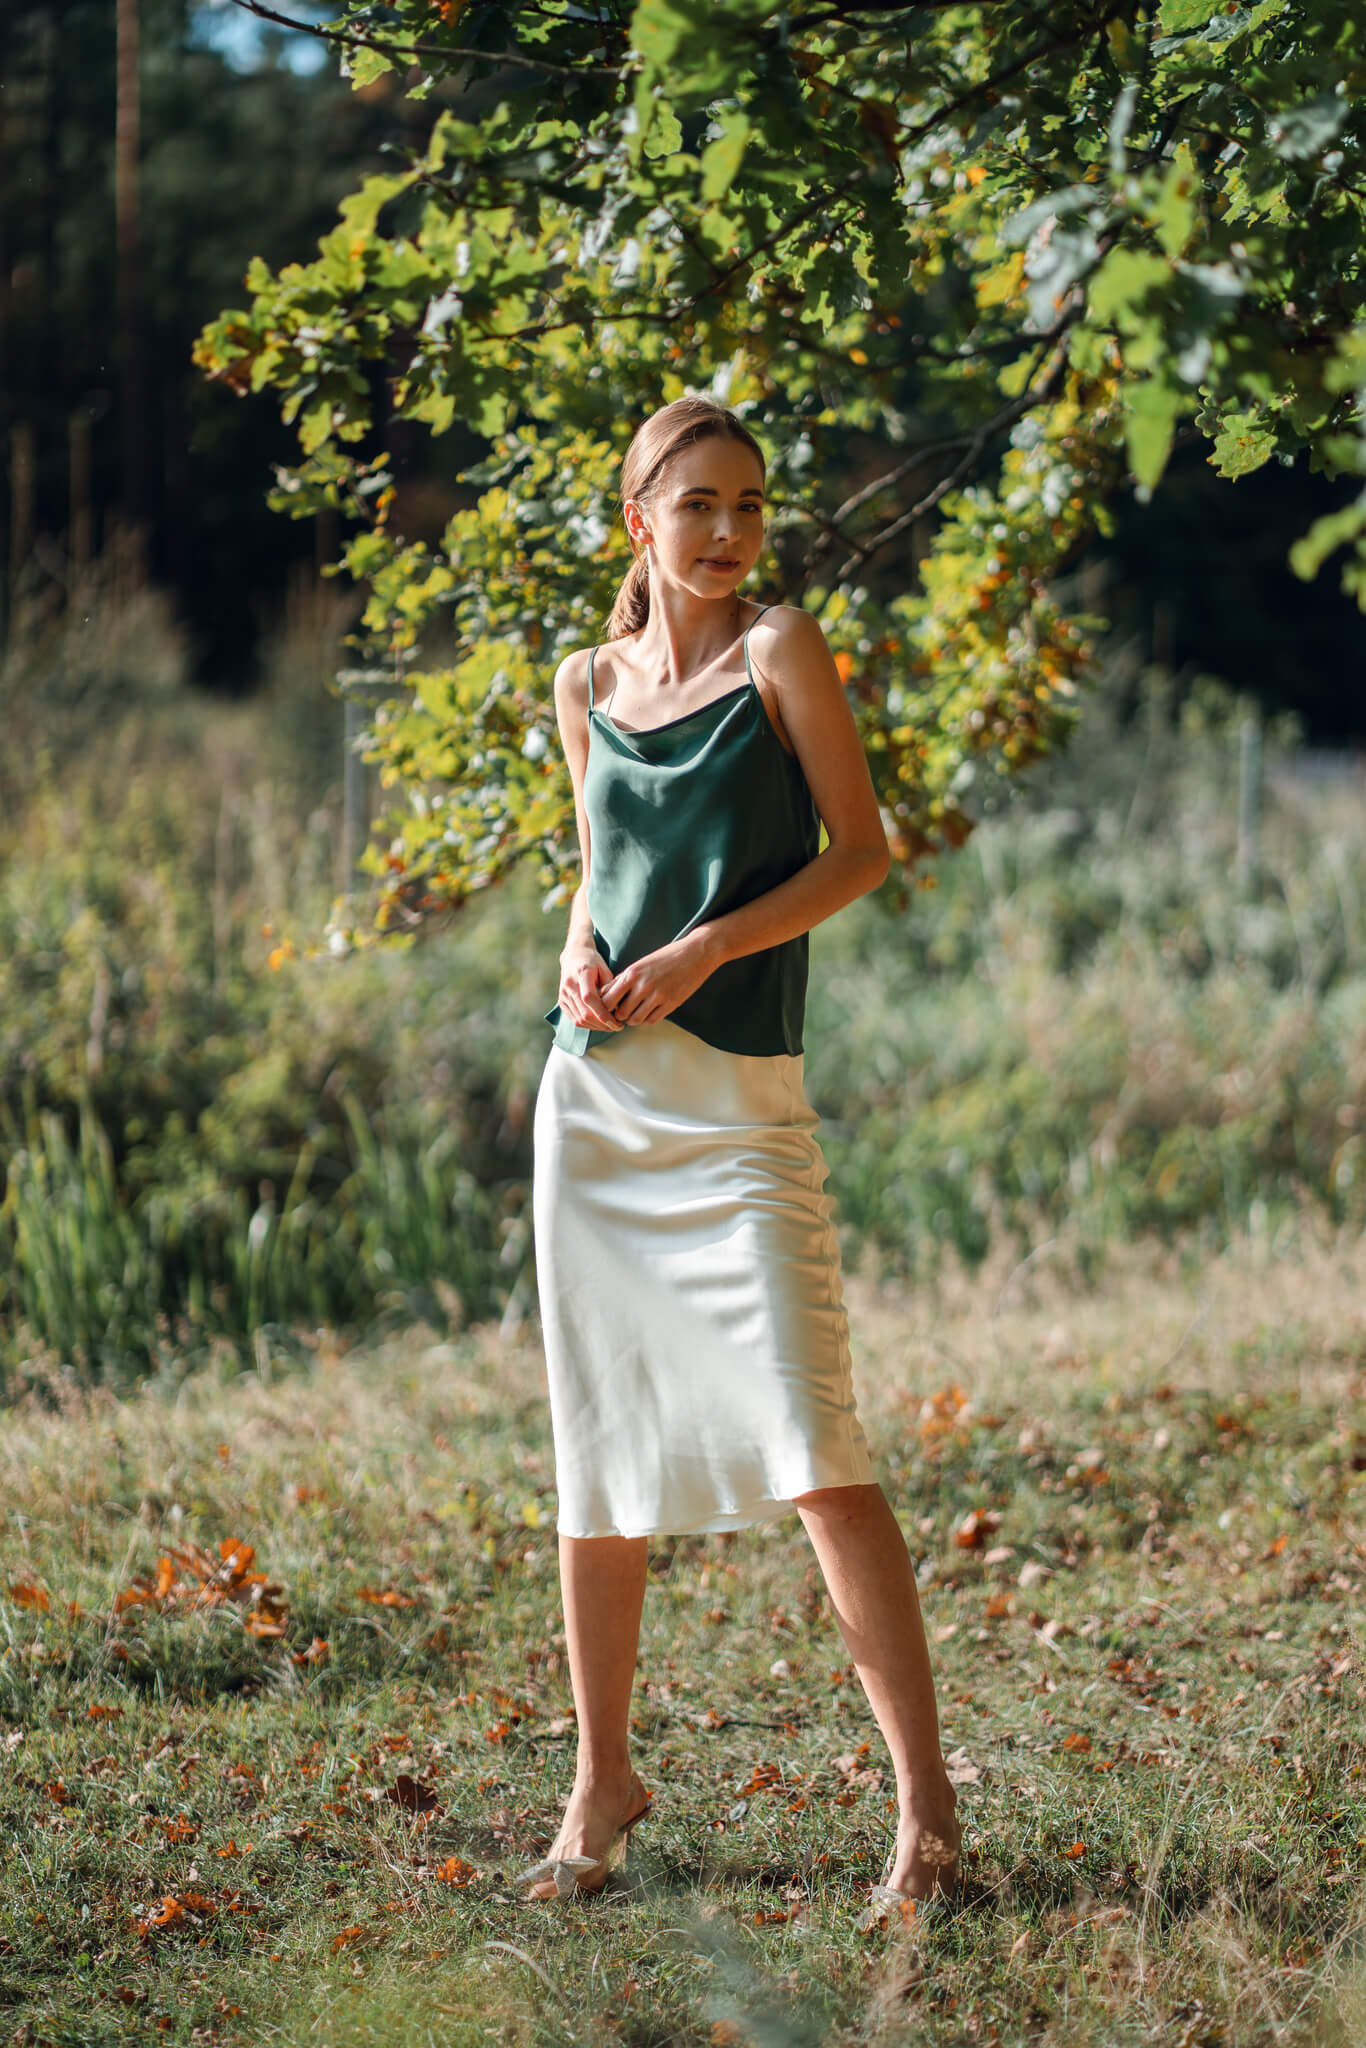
[532,1016,875,1540]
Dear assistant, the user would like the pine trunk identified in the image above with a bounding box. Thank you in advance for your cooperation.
[115,0,145,529]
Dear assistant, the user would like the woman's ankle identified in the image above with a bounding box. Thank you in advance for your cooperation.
[899,1778,959,1826]
[571,1758,638,1799]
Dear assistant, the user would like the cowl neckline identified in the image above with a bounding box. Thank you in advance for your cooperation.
[590,680,758,749]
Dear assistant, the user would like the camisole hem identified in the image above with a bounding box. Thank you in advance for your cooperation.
[543,1005,803,1061]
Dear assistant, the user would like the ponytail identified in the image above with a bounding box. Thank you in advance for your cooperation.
[606,549,651,640]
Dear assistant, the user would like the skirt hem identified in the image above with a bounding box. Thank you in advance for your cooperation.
[554,1476,878,1542]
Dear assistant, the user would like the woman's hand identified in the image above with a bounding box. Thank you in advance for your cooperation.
[558,945,623,1031]
[600,929,722,1027]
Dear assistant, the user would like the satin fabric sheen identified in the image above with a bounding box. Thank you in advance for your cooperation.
[544,613,821,1061]
[533,1018,875,1538]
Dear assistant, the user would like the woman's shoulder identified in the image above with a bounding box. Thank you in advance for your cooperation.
[553,630,641,700]
[747,602,829,677]
[552,642,596,708]
[750,601,824,647]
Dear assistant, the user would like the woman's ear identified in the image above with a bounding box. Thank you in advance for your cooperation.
[623,498,650,550]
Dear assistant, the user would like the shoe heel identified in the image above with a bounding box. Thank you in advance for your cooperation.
[620,1795,652,1849]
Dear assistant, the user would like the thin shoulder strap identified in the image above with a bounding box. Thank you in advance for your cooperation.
[587,642,597,711]
[742,604,773,684]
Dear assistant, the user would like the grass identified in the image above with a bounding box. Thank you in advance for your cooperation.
[3,1215,1364,2046]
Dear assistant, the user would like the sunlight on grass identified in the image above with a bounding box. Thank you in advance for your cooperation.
[2,1223,1363,2045]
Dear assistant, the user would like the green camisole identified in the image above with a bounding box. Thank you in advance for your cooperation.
[545,604,822,1059]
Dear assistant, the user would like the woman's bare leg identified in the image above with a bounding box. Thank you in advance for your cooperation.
[529,1532,651,1894]
[795,1482,961,1898]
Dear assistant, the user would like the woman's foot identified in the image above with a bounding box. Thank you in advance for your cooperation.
[878,1782,961,1902]
[520,1767,651,1901]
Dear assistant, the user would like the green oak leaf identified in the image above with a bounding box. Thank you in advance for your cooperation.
[1210,409,1277,476]
[1124,375,1185,490]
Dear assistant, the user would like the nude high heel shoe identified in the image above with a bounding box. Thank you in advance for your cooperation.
[516,1792,652,1901]
[864,1818,962,1919]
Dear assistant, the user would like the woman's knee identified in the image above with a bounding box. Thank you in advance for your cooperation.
[792,1481,884,1520]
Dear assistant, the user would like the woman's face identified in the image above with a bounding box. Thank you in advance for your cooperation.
[625,435,766,602]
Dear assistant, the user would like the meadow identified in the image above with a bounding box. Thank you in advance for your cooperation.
[2,1223,1363,2045]
[2,573,1365,2042]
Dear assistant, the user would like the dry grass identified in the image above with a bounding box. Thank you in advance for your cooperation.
[2,1218,1364,2047]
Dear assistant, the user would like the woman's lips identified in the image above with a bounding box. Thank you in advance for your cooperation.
[701,557,739,568]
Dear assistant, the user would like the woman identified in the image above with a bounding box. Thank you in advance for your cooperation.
[520,394,961,1910]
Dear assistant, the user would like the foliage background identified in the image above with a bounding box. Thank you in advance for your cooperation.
[3,0,1365,712]
[187,0,1366,949]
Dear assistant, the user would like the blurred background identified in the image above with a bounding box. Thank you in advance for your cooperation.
[2,0,1364,1399]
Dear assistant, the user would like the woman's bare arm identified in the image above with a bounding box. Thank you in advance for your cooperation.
[701,603,890,959]
[552,651,622,1031]
[600,606,889,1025]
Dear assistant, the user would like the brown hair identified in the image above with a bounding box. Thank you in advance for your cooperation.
[605,396,767,640]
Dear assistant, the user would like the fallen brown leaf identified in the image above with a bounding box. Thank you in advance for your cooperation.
[113,1537,288,1638]
[955,1509,1002,1550]
[387,1773,439,1815]
[131,1891,217,1936]
[919,1384,973,1447]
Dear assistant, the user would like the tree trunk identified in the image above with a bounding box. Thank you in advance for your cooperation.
[0,62,9,640]
[9,419,35,598]
[70,407,92,578]
[116,0,145,528]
